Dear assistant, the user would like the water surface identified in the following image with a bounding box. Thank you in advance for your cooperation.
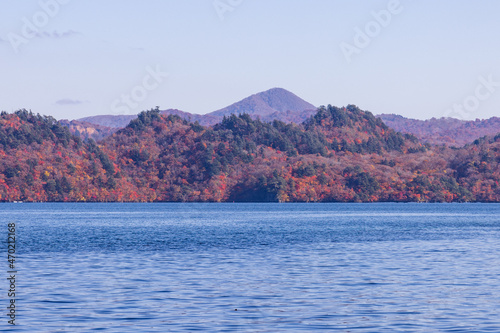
[2,203,500,332]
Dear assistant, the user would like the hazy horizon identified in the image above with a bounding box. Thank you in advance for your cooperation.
[1,0,499,121]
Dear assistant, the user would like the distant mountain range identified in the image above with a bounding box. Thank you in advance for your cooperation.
[60,87,500,146]
[377,114,500,146]
[75,88,316,128]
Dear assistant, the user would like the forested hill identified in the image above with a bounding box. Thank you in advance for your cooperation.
[0,110,116,201]
[1,107,500,202]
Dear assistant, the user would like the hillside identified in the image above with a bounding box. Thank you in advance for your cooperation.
[0,110,124,201]
[378,114,500,146]
[59,119,118,142]
[3,107,500,202]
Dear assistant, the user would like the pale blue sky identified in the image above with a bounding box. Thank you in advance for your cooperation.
[1,0,499,120]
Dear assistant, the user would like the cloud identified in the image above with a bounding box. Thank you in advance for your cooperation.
[55,98,88,106]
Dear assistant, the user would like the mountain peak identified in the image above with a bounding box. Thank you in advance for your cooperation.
[209,88,316,120]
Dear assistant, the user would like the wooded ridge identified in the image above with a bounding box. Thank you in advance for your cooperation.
[1,106,499,202]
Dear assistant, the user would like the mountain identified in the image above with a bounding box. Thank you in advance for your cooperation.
[378,114,500,146]
[69,89,499,146]
[210,87,316,122]
[77,114,136,128]
[159,109,220,126]
[76,110,206,128]
[75,88,316,130]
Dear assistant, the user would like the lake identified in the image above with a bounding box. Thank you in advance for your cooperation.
[2,203,500,332]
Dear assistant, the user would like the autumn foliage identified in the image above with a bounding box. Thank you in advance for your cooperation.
[1,107,500,202]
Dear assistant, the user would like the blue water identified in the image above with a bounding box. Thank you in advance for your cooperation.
[2,203,500,332]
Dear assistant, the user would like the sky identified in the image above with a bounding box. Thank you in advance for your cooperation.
[1,0,499,121]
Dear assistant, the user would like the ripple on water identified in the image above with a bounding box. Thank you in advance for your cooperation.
[5,203,500,332]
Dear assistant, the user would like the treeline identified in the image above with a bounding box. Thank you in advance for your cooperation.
[0,110,75,149]
[1,107,499,202]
